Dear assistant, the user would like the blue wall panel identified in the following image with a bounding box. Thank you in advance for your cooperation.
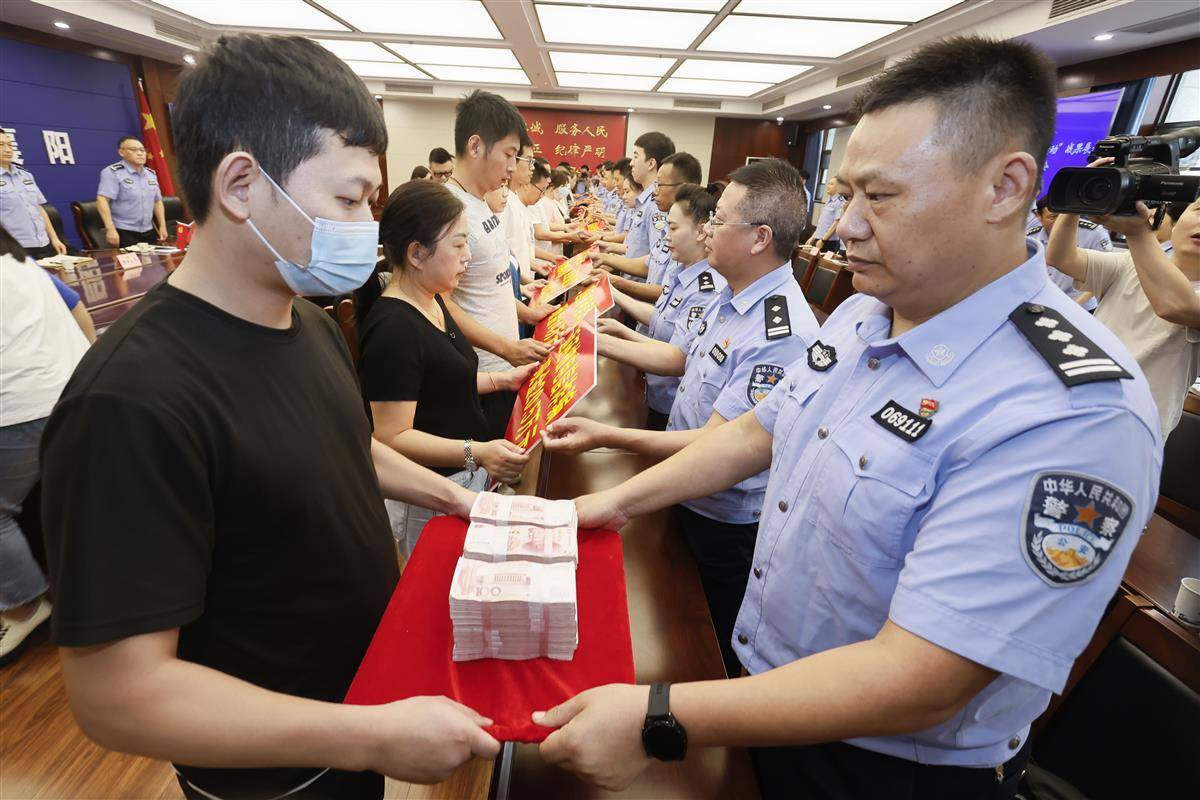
[0,36,141,249]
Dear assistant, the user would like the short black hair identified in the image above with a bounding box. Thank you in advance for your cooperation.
[673,183,716,227]
[549,167,570,189]
[854,36,1056,189]
[454,90,527,156]
[727,158,808,261]
[428,147,453,165]
[174,34,387,223]
[634,131,675,170]
[661,151,702,185]
[799,169,811,181]
[613,157,632,181]
[410,164,430,179]
[1163,200,1191,223]
[531,160,551,185]
[1035,195,1050,214]
[117,135,142,148]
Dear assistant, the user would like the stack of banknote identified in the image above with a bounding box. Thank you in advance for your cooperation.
[449,557,578,661]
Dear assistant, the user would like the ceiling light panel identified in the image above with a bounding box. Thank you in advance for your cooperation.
[421,66,530,85]
[733,0,962,23]
[315,1,502,38]
[674,59,809,82]
[152,0,348,30]
[537,5,713,49]
[315,39,398,62]
[555,72,661,91]
[700,16,903,57]
[659,77,773,97]
[389,44,519,68]
[344,60,429,80]
[549,51,676,77]
[540,0,727,10]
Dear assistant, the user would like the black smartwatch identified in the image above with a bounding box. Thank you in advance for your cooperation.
[641,682,688,761]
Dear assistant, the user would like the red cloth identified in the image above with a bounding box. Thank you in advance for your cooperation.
[135,81,175,196]
[344,516,634,743]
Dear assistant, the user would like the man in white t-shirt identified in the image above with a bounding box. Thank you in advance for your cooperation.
[441,90,554,437]
[1047,191,1200,438]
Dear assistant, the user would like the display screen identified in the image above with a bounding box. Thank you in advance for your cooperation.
[1040,88,1124,199]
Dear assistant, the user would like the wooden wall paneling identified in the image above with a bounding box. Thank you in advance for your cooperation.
[708,117,804,184]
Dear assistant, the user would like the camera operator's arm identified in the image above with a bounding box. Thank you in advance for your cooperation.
[1044,212,1089,283]
[1098,203,1200,327]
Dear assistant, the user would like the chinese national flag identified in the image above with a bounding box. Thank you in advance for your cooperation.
[136,80,176,196]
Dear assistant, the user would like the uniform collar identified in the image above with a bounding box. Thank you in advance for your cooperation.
[120,159,142,173]
[0,164,18,176]
[857,240,1048,387]
[726,261,794,315]
[637,183,655,205]
[677,258,712,286]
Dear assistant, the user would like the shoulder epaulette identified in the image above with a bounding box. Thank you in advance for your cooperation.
[697,271,716,292]
[109,162,123,170]
[1078,219,1099,230]
[1009,303,1131,387]
[765,295,791,340]
[145,166,156,174]
[1026,224,1043,236]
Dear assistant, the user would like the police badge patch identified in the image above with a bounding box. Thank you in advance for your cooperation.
[748,364,785,405]
[1021,472,1134,587]
[807,340,837,371]
[686,306,704,328]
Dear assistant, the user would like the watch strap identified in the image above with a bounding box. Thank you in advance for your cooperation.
[647,682,671,718]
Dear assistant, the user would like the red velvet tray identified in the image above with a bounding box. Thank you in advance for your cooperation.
[344,516,635,742]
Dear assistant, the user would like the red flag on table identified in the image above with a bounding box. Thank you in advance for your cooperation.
[136,79,176,196]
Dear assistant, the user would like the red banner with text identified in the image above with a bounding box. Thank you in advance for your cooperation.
[518,108,628,168]
[506,314,598,453]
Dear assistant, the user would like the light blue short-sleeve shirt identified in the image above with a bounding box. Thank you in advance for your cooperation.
[0,165,49,248]
[625,184,656,259]
[669,262,818,523]
[97,160,162,232]
[645,259,725,414]
[739,242,1161,768]
[1029,219,1111,311]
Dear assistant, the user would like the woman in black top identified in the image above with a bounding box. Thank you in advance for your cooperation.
[358,181,533,555]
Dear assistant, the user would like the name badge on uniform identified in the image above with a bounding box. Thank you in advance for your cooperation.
[871,400,931,443]
[122,177,134,185]
[807,340,837,371]
[698,271,716,292]
[1022,472,1134,587]
[765,295,791,340]
[708,344,727,365]
[148,179,157,186]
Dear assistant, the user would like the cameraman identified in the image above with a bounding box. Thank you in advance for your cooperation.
[1045,159,1199,437]
[1027,195,1112,310]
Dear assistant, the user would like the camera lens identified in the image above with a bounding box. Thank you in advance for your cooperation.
[1078,176,1112,205]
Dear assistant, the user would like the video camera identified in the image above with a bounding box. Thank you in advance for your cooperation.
[1046,126,1200,215]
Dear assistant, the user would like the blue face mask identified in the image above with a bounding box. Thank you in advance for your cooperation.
[246,167,379,296]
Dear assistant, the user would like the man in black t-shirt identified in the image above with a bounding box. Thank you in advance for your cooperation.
[41,35,499,800]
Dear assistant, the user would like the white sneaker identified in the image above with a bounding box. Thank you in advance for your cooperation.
[0,597,52,665]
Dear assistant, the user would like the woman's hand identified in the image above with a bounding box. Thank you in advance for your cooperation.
[497,363,538,392]
[474,439,530,484]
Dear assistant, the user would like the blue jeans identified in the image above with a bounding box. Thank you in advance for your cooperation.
[0,417,50,611]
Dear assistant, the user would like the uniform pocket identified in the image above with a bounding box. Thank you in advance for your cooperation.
[817,417,934,568]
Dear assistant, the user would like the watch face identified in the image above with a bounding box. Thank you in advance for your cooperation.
[643,718,687,761]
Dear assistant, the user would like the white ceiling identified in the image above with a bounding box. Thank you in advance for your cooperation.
[3,0,1198,120]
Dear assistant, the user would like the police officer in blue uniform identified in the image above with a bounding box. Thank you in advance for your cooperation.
[96,136,167,248]
[1027,196,1112,310]
[532,38,1162,800]
[0,132,68,258]
[596,185,724,430]
[543,159,818,678]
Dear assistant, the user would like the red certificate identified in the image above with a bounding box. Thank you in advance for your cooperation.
[532,247,595,305]
[506,312,598,453]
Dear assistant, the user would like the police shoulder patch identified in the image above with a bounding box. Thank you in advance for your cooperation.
[748,364,786,406]
[764,295,791,340]
[1022,472,1134,587]
[108,163,123,171]
[1009,303,1132,387]
[697,271,716,292]
[1026,224,1043,236]
[807,340,836,371]
[1078,218,1098,230]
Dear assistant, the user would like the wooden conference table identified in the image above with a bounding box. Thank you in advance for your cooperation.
[45,246,184,330]
[403,352,760,799]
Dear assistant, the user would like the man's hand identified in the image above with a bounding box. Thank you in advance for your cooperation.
[534,684,651,791]
[540,417,612,455]
[505,338,550,366]
[367,696,500,784]
[574,489,630,530]
[104,228,120,248]
[525,302,555,324]
[520,279,548,299]
[596,317,633,340]
[52,237,67,256]
[1094,200,1156,239]
[156,226,169,242]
